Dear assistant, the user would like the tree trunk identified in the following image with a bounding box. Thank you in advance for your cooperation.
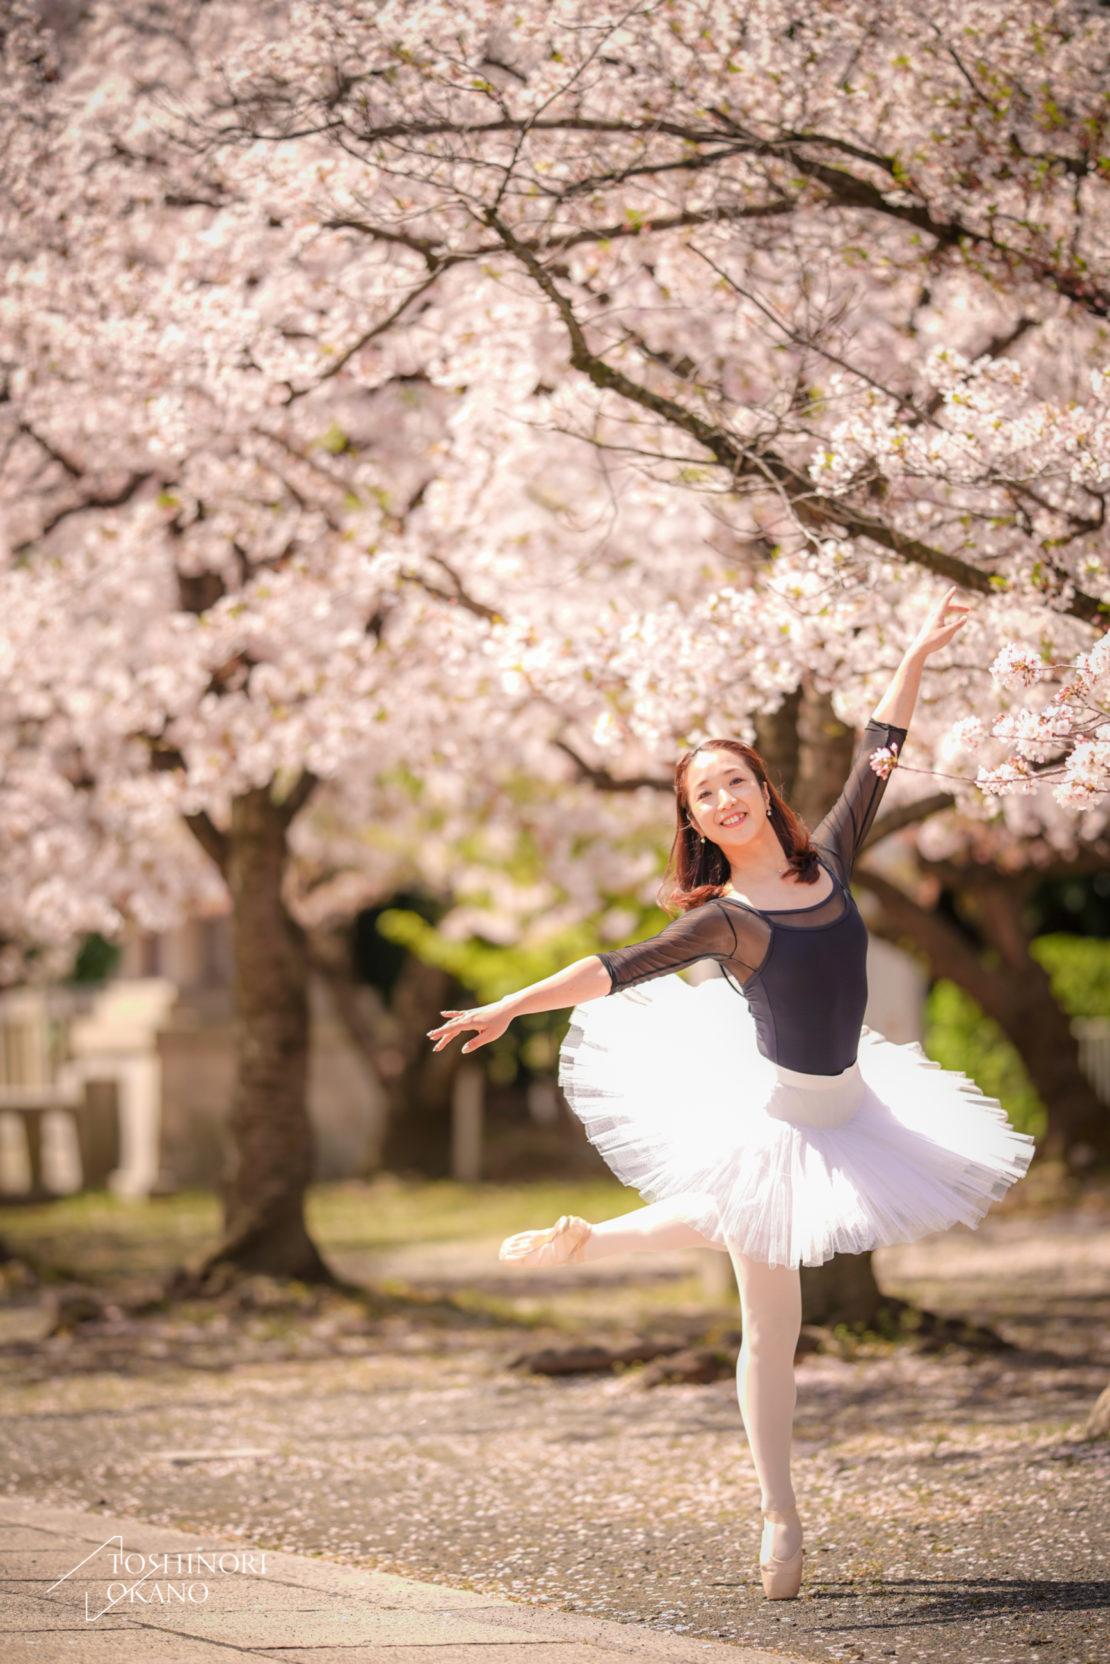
[306,921,464,1176]
[753,685,802,799]
[856,866,1110,1168]
[800,1253,884,1328]
[196,788,334,1282]
[375,956,464,1175]
[1006,996,1107,1164]
[971,879,1107,1165]
[794,682,855,827]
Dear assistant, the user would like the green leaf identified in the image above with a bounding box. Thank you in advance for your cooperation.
[314,421,349,455]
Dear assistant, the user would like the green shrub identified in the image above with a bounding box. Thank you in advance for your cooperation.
[923,979,1045,1138]
[1031,934,1110,1019]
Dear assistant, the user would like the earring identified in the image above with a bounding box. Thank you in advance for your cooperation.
[699,833,706,844]
[766,805,772,817]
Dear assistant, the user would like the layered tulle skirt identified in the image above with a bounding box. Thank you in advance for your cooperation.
[558,974,1036,1269]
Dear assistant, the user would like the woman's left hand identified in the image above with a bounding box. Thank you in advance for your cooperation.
[909,585,971,659]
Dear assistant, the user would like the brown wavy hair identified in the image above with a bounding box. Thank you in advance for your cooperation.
[660,738,822,915]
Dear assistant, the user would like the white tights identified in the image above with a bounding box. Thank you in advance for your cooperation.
[582,1193,804,1561]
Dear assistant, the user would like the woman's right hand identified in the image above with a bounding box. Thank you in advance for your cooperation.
[427,1000,513,1054]
[907,584,971,660]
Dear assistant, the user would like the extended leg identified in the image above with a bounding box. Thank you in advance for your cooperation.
[582,1193,725,1260]
[499,1192,726,1266]
[729,1248,803,1567]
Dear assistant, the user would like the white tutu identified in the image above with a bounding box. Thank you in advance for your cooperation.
[558,974,1036,1269]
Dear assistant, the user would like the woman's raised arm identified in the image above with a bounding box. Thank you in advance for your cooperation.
[870,584,971,729]
[811,585,972,880]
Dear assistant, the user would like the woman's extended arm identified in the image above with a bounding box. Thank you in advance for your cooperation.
[427,956,611,1054]
[427,901,740,1054]
[870,585,970,729]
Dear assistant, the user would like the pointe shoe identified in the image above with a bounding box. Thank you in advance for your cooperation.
[759,1507,804,1600]
[498,1215,592,1267]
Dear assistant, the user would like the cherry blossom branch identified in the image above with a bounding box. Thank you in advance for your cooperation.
[183,811,230,877]
[553,738,669,794]
[706,107,1110,319]
[867,791,957,843]
[869,632,1110,806]
[277,770,318,827]
[321,198,794,281]
[283,268,446,400]
[402,564,501,624]
[488,211,1105,622]
[223,86,1110,316]
[13,424,157,552]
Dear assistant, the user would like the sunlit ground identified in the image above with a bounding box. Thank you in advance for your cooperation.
[0,1171,1108,1664]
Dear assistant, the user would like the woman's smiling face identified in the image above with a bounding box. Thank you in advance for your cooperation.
[685,748,770,850]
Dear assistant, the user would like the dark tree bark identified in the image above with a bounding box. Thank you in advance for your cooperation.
[794,688,855,829]
[800,1253,884,1328]
[855,864,1110,1168]
[752,685,802,798]
[306,920,465,1176]
[186,786,335,1283]
[965,876,1107,1165]
[375,954,465,1175]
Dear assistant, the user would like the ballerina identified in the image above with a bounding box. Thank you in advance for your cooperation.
[427,585,1035,1602]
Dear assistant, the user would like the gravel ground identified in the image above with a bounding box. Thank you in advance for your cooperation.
[1,1207,1108,1664]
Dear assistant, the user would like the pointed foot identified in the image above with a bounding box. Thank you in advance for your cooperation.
[498,1215,592,1267]
[760,1507,804,1600]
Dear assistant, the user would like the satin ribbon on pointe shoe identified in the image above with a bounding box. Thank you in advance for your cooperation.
[498,1214,591,1267]
[759,1507,804,1600]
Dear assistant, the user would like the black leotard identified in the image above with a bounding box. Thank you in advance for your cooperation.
[597,719,908,1075]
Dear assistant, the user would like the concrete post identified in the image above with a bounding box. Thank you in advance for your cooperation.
[451,1065,484,1183]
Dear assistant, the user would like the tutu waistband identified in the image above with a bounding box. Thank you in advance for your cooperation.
[767,1059,863,1129]
[773,1059,861,1090]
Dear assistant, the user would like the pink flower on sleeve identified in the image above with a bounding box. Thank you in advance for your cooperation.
[868,741,900,780]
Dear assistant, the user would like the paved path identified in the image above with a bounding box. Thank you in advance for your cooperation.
[0,1499,812,1663]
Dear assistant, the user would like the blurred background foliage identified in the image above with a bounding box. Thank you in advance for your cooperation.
[374,902,665,1088]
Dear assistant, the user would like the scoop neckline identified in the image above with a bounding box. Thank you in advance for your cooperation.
[718,854,841,918]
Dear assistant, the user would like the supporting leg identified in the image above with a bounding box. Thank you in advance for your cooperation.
[729,1248,803,1567]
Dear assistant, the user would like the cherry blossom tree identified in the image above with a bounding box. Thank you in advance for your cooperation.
[5,0,1110,1294]
[185,0,1110,829]
[1,0,723,1276]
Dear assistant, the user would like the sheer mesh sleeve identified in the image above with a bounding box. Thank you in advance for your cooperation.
[600,901,766,993]
[810,718,908,884]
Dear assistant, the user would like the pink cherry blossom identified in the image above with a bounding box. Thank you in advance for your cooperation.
[2,0,1110,965]
[869,744,901,781]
